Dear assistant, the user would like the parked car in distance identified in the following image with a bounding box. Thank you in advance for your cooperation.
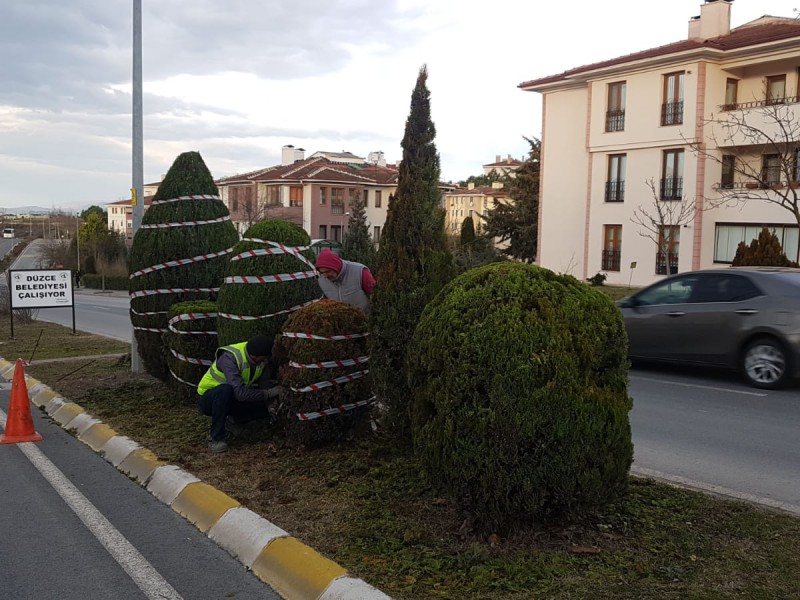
[2,227,14,239]
[617,267,800,389]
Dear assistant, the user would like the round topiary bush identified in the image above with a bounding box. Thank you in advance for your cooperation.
[216,219,318,349]
[407,262,633,530]
[165,300,218,402]
[275,299,371,448]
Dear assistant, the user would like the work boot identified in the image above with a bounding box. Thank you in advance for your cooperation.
[209,440,228,453]
[225,416,243,438]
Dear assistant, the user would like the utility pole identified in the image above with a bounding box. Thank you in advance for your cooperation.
[131,0,144,372]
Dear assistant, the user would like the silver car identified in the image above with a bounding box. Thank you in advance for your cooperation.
[617,267,800,389]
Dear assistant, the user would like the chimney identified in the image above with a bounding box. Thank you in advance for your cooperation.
[688,0,732,40]
[507,154,512,162]
[495,155,501,163]
[468,182,475,190]
[281,145,305,166]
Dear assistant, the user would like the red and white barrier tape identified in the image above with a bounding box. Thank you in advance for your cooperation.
[224,272,316,284]
[168,325,218,336]
[237,239,315,270]
[217,298,321,321]
[133,326,167,333]
[296,397,375,421]
[168,312,218,326]
[282,332,369,341]
[289,356,369,369]
[150,194,221,206]
[289,369,368,393]
[169,368,198,388]
[130,308,169,316]
[130,287,219,299]
[139,215,231,229]
[169,348,213,366]
[130,247,234,279]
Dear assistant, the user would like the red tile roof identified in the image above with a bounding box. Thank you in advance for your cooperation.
[483,158,524,168]
[217,157,399,187]
[519,18,800,89]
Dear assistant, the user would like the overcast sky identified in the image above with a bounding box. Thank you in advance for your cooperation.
[0,0,796,211]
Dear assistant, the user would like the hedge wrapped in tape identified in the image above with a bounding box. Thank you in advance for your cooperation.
[216,219,318,349]
[275,300,371,448]
[129,151,238,380]
[165,300,218,401]
[408,262,633,530]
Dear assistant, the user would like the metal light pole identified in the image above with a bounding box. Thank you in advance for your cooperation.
[76,215,80,269]
[131,0,144,372]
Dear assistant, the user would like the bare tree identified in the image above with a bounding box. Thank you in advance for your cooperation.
[631,178,696,275]
[686,98,800,227]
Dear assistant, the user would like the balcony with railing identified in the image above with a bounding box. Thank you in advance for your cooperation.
[605,180,625,202]
[605,110,625,132]
[331,202,345,215]
[661,101,683,126]
[601,250,621,271]
[714,97,800,147]
[655,252,679,275]
[660,177,683,200]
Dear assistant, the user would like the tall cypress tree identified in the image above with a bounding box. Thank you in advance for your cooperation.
[369,65,453,433]
[341,196,376,269]
[129,151,238,380]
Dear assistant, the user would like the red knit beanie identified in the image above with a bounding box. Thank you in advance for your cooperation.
[316,249,343,274]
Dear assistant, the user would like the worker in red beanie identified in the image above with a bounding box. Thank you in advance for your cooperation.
[315,248,375,314]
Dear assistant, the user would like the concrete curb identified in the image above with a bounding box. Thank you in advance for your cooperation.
[0,358,391,600]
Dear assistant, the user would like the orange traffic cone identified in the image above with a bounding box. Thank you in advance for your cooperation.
[0,358,42,444]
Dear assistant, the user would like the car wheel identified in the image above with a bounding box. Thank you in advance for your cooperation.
[741,337,789,389]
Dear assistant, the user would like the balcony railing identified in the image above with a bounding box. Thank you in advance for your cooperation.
[331,204,345,215]
[605,180,625,202]
[661,101,684,126]
[601,250,621,271]
[656,252,679,275]
[605,110,625,132]
[660,177,683,200]
[720,96,800,111]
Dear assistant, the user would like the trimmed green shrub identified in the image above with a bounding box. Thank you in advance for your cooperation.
[460,216,476,245]
[129,151,239,380]
[369,65,453,434]
[732,226,799,267]
[165,300,218,402]
[216,219,318,349]
[407,262,633,530]
[341,197,377,270]
[275,300,371,448]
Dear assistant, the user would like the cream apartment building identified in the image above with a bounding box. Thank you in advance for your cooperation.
[520,0,800,287]
[445,183,508,237]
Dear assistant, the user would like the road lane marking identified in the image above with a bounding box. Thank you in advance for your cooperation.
[0,408,184,600]
[629,375,767,397]
[632,465,800,517]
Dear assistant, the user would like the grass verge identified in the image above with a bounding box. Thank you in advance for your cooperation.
[6,320,800,599]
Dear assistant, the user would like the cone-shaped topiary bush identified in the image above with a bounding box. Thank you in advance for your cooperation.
[407,262,633,531]
[129,151,238,380]
[275,300,371,448]
[216,220,319,349]
[165,300,218,402]
[731,226,799,267]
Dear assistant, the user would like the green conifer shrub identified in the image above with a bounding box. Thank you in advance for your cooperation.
[369,65,453,434]
[129,151,239,380]
[165,300,218,401]
[216,219,318,349]
[275,300,371,448]
[407,262,633,530]
[460,216,476,245]
[341,197,377,270]
[731,226,799,267]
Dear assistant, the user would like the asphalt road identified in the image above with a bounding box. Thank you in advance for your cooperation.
[0,385,281,600]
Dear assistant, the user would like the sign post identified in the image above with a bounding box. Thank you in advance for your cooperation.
[8,269,76,337]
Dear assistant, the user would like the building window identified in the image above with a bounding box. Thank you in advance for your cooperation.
[331,225,342,242]
[375,190,382,208]
[289,186,303,207]
[606,81,626,132]
[605,154,626,202]
[762,154,781,187]
[766,74,786,105]
[373,226,381,243]
[661,149,684,200]
[231,197,239,212]
[794,148,800,183]
[348,188,356,206]
[661,71,684,126]
[714,223,800,264]
[331,188,345,214]
[319,225,327,239]
[363,190,369,208]
[602,225,622,271]
[721,155,736,189]
[266,186,280,206]
[320,187,327,205]
[723,78,738,111]
[656,225,680,274]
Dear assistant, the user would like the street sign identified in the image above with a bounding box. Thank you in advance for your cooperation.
[8,269,74,309]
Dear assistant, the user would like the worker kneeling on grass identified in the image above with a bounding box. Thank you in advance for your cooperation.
[196,334,284,453]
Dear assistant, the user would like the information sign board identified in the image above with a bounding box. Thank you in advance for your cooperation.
[8,269,74,309]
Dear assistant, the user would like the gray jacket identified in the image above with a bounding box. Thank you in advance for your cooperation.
[317,259,370,314]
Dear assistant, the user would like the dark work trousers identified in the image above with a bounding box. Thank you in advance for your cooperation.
[196,384,268,441]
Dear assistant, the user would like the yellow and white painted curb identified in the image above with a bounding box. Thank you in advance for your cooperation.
[0,358,391,600]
